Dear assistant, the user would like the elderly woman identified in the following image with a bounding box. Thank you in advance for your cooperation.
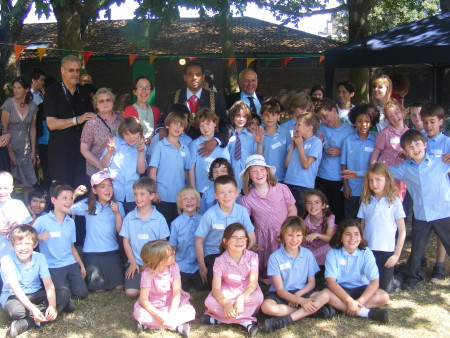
[124,76,161,143]
[80,88,123,177]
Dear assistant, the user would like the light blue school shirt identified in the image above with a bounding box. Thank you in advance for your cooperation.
[426,132,450,157]
[240,92,261,116]
[169,213,202,274]
[200,188,242,214]
[340,131,376,196]
[317,122,354,181]
[71,199,125,253]
[227,128,256,189]
[33,212,76,269]
[267,245,319,292]
[325,247,379,289]
[0,252,50,307]
[149,138,191,203]
[0,199,32,259]
[284,135,323,188]
[190,136,230,193]
[101,136,147,203]
[281,118,296,138]
[389,154,450,222]
[262,126,291,181]
[119,206,169,266]
[147,133,192,159]
[195,203,254,256]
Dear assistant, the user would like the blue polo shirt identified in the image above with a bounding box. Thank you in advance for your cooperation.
[149,138,191,203]
[190,136,230,193]
[325,247,379,289]
[284,135,323,188]
[0,251,50,307]
[426,132,450,157]
[317,122,354,181]
[280,118,296,138]
[200,187,216,214]
[227,128,256,189]
[195,203,254,256]
[101,136,147,203]
[389,154,450,222]
[169,213,202,274]
[147,133,192,159]
[267,246,319,292]
[119,206,169,266]
[340,131,376,196]
[33,212,76,269]
[71,199,125,253]
[0,199,32,259]
[261,126,291,181]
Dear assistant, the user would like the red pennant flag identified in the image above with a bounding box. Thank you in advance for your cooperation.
[319,56,325,63]
[283,57,293,67]
[14,45,26,61]
[83,51,93,65]
[227,58,236,68]
[129,54,138,67]
[189,57,198,61]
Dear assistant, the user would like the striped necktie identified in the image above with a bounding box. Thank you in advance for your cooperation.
[234,131,241,160]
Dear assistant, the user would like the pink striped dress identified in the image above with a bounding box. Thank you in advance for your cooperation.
[133,263,195,329]
[205,249,264,324]
[303,214,336,266]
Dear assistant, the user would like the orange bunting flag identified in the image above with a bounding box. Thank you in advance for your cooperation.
[319,56,325,63]
[150,56,157,65]
[129,54,138,67]
[246,58,255,67]
[227,58,236,68]
[189,57,198,61]
[83,51,93,65]
[283,57,293,67]
[14,45,26,61]
[37,48,47,62]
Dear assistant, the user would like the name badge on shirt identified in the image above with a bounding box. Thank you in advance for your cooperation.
[229,135,237,142]
[205,157,214,163]
[49,232,61,238]
[228,273,243,281]
[338,258,346,266]
[137,234,149,240]
[364,147,374,152]
[180,152,186,158]
[271,142,282,150]
[212,223,225,230]
[304,144,311,150]
[431,149,442,156]
[280,262,291,270]
[390,137,400,144]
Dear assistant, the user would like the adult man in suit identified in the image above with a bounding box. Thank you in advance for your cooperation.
[159,60,232,156]
[225,68,265,116]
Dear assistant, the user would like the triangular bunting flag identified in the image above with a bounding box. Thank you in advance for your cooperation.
[319,56,325,63]
[150,56,157,65]
[105,53,112,62]
[129,54,138,67]
[299,58,307,65]
[14,45,26,61]
[60,50,70,59]
[246,58,255,67]
[283,57,293,67]
[227,58,236,68]
[264,59,272,68]
[169,57,177,64]
[189,57,198,61]
[83,51,93,65]
[37,48,47,62]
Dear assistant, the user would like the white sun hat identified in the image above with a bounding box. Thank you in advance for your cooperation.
[238,154,276,181]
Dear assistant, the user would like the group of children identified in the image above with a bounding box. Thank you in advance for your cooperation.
[0,74,449,337]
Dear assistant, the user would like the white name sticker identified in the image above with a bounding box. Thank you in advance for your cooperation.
[338,259,347,266]
[390,137,400,144]
[205,157,214,163]
[212,223,225,230]
[304,144,311,150]
[137,234,149,240]
[431,149,442,156]
[49,232,61,238]
[280,262,291,271]
[228,273,243,281]
[364,147,374,152]
[271,142,282,149]
[180,152,186,158]
[229,135,237,142]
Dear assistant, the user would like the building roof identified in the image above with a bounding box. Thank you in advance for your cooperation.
[19,17,340,60]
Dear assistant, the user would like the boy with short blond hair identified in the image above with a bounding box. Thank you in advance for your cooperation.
[282,93,314,136]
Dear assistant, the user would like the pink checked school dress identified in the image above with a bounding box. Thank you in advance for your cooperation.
[133,263,195,329]
[303,214,336,266]
[204,249,264,325]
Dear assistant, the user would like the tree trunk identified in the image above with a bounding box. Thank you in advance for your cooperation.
[347,0,374,103]
[218,2,238,95]
[0,0,33,103]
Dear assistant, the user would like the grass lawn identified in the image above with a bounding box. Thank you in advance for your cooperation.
[1,222,449,337]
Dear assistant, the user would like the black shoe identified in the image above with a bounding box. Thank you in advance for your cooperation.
[136,322,144,333]
[178,323,190,338]
[402,278,420,291]
[65,299,76,313]
[326,304,338,318]
[264,315,292,333]
[310,305,330,319]
[368,308,390,323]
[246,321,258,337]
[9,318,32,337]
[430,264,445,284]
[200,314,213,325]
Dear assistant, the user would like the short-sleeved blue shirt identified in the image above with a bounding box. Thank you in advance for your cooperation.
[280,118,296,138]
[261,126,291,181]
[426,132,450,156]
[227,128,256,189]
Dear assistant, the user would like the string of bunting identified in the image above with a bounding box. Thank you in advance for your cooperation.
[8,43,325,67]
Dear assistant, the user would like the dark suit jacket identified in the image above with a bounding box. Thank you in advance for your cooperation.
[225,92,266,112]
[160,88,233,146]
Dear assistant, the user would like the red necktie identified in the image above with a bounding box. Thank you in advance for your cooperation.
[187,95,199,113]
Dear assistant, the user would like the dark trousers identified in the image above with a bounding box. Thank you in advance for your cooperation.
[156,201,178,227]
[180,271,208,292]
[286,184,311,216]
[315,177,345,223]
[372,250,394,293]
[4,287,71,320]
[344,196,360,220]
[405,217,450,283]
[49,263,88,299]
[205,254,221,288]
